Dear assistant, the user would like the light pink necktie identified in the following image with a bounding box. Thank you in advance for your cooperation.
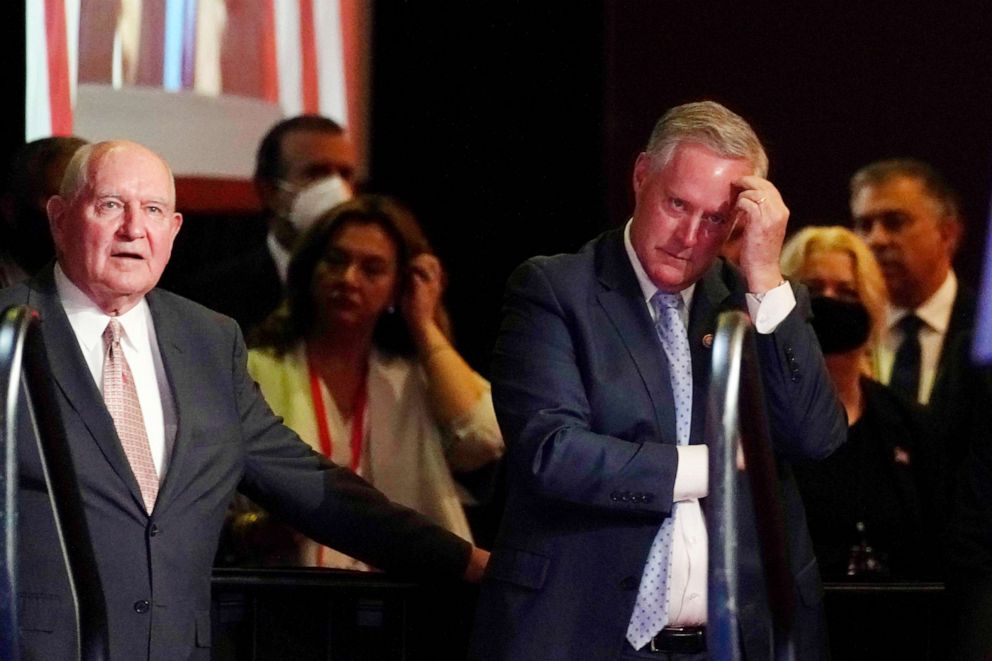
[102,319,158,512]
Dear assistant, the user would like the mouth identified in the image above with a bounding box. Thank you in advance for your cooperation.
[327,290,360,306]
[657,247,689,263]
[111,251,145,260]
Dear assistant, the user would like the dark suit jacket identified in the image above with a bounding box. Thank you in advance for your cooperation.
[928,283,976,408]
[469,229,846,661]
[7,266,470,661]
[935,330,992,659]
[167,242,283,335]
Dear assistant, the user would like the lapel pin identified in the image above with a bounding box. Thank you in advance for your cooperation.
[702,334,714,348]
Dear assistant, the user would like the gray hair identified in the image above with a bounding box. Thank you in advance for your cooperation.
[59,141,177,205]
[644,101,768,178]
[849,157,961,220]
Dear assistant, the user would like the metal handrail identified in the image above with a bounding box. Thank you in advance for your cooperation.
[706,310,796,661]
[0,305,109,660]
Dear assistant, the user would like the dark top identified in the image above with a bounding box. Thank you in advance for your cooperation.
[794,376,940,580]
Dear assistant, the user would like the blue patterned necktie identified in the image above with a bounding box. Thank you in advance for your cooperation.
[626,291,693,650]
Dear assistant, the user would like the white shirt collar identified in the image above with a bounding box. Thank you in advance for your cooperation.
[886,270,958,334]
[54,262,152,355]
[623,219,696,311]
[267,232,291,284]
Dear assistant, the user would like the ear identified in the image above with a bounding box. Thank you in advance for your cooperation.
[170,211,183,240]
[940,215,963,255]
[632,152,653,195]
[255,177,281,212]
[47,195,66,243]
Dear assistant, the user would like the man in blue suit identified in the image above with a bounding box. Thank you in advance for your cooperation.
[470,101,846,660]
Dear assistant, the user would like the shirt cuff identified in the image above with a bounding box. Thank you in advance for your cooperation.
[674,445,709,501]
[745,281,796,334]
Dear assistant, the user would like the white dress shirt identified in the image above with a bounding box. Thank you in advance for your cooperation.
[622,220,794,625]
[873,271,958,404]
[55,264,178,480]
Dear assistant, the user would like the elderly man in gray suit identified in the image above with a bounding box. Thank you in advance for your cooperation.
[4,139,487,661]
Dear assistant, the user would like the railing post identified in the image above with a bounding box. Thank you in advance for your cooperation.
[0,308,24,661]
[706,310,796,661]
[0,305,110,661]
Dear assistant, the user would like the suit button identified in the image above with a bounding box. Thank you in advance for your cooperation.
[610,492,620,502]
[620,576,639,590]
[620,493,630,502]
[134,600,150,614]
[149,524,160,537]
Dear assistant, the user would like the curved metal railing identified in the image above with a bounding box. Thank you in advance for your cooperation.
[706,310,796,661]
[0,305,109,661]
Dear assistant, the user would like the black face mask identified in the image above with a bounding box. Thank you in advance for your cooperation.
[810,295,871,355]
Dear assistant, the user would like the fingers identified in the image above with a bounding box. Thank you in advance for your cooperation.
[732,176,789,292]
[734,175,784,217]
[408,253,443,284]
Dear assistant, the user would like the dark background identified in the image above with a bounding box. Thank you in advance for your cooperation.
[369,2,992,373]
[5,1,992,374]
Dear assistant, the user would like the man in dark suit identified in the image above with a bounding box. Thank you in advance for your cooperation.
[849,158,976,407]
[6,140,486,660]
[469,101,846,660]
[169,114,356,333]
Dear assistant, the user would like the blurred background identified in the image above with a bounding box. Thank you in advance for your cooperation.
[5,0,992,374]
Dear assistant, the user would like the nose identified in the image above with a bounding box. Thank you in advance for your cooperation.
[862,219,890,249]
[676,215,703,247]
[118,203,146,239]
[340,261,361,285]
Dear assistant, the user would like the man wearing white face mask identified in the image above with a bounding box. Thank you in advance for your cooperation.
[182,115,358,333]
[288,172,354,238]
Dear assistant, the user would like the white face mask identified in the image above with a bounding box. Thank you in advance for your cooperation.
[289,174,353,234]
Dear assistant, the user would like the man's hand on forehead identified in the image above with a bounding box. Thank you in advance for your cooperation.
[733,175,789,293]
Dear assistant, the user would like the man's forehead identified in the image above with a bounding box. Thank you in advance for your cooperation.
[856,175,934,209]
[83,155,175,205]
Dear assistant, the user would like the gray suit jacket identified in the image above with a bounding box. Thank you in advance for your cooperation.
[469,229,846,661]
[7,266,470,661]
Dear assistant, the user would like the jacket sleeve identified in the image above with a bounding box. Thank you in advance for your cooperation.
[754,282,847,462]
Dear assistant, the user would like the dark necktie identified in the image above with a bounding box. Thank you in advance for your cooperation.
[890,313,923,402]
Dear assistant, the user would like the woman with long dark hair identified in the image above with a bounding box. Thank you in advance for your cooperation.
[234,194,503,569]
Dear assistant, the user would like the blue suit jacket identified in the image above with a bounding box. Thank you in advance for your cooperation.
[6,266,470,661]
[470,229,845,661]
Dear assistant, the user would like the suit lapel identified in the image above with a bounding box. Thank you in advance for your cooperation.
[687,261,741,445]
[594,231,677,443]
[145,290,193,517]
[27,268,147,510]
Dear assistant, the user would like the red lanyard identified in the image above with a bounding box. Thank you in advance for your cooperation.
[307,357,367,473]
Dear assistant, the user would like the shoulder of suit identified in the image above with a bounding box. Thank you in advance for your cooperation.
[148,287,242,335]
[513,229,619,280]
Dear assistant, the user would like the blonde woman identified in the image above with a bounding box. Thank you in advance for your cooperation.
[781,226,938,582]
